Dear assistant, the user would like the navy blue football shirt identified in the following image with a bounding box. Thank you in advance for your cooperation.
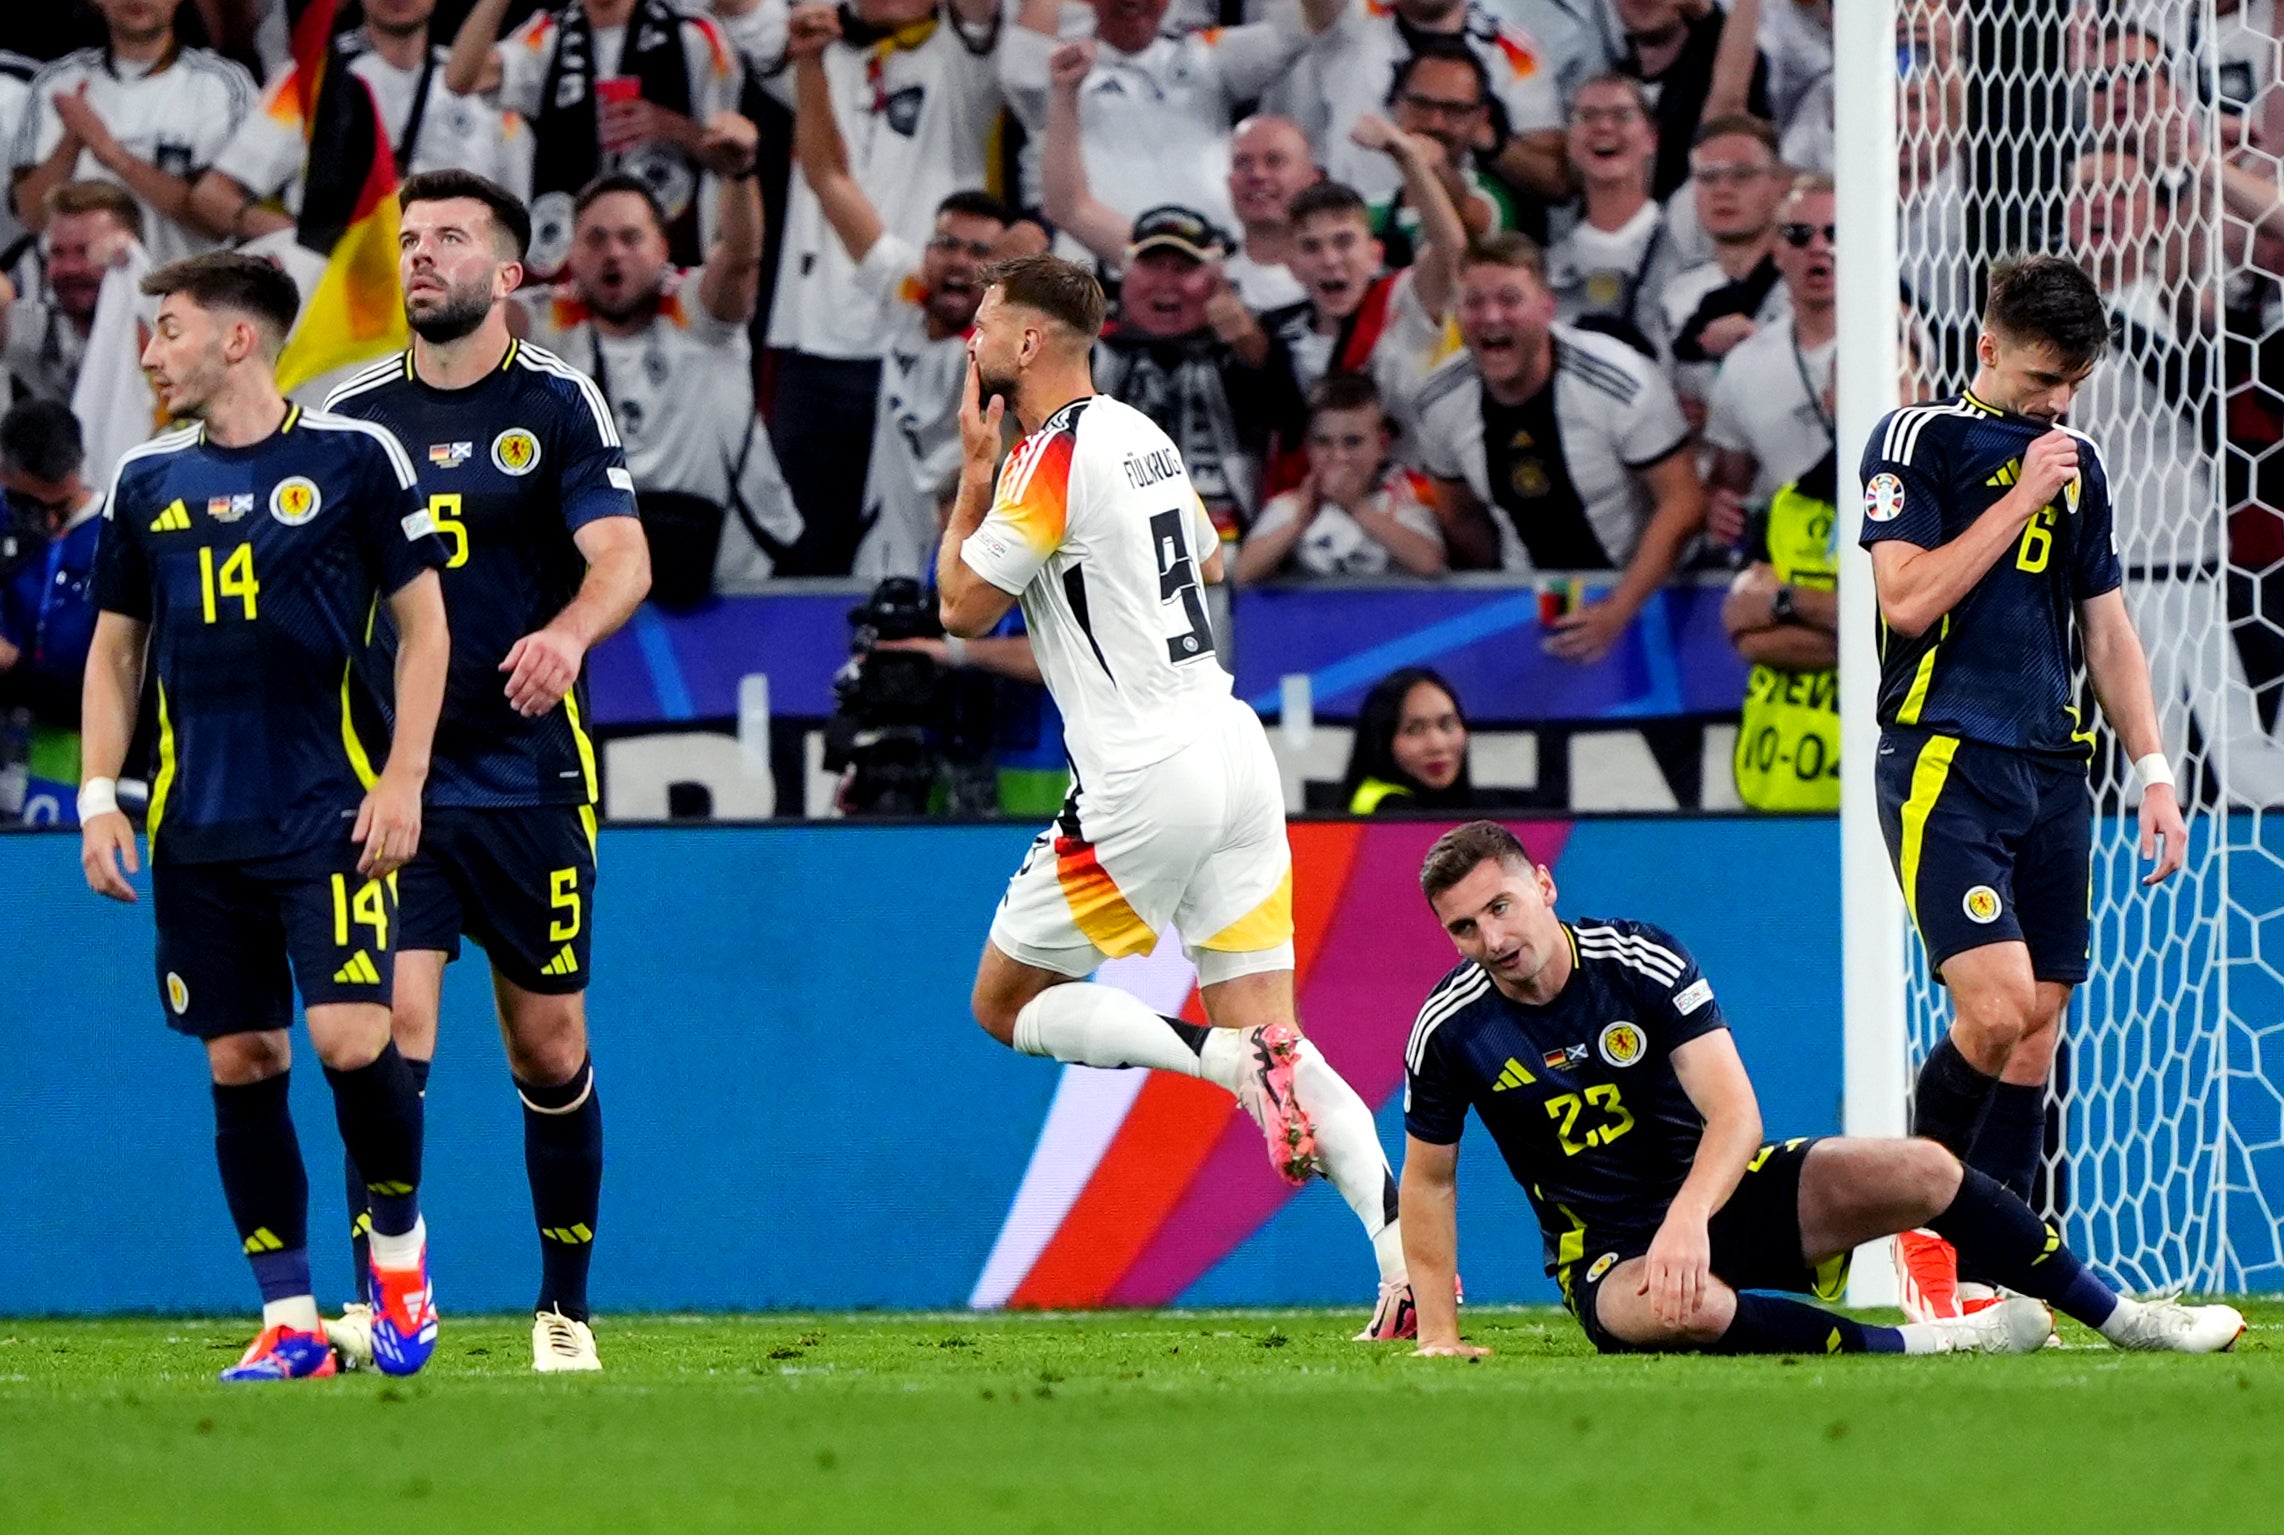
[1404,919,1729,1277]
[325,339,638,808]
[91,406,447,864]
[1857,391,2124,761]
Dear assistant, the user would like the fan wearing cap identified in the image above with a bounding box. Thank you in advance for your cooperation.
[1094,206,1303,547]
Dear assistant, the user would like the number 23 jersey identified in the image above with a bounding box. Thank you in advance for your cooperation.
[961,395,1230,786]
[1403,919,1730,1275]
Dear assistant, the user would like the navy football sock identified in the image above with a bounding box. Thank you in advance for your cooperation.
[1911,1035,1998,1157]
[325,1043,424,1239]
[344,1056,427,1304]
[1929,1166,2119,1328]
[213,1073,311,1305]
[1959,1081,2045,1286]
[1710,1292,1906,1355]
[520,1056,602,1322]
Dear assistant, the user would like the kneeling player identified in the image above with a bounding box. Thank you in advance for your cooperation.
[1399,822,2243,1358]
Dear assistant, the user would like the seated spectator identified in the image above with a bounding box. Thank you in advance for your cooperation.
[1338,665,1478,813]
[1413,232,1703,664]
[0,181,140,405]
[448,0,747,279]
[519,129,791,605]
[1544,73,1674,355]
[1372,40,1519,263]
[1660,114,1788,422]
[1610,0,1768,200]
[1237,372,1446,581]
[1721,445,1837,812]
[1259,164,1462,423]
[0,399,103,746]
[10,0,255,266]
[761,0,1003,577]
[789,15,1014,580]
[189,0,516,247]
[1001,0,1342,237]
[1092,206,1302,543]
[1704,174,1834,547]
[1304,0,1567,219]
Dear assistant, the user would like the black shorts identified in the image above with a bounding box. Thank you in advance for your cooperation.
[1874,727,2092,983]
[1564,1138,1850,1356]
[152,843,397,1040]
[396,805,598,994]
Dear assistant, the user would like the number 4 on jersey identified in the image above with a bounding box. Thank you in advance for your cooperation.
[1149,509,1214,663]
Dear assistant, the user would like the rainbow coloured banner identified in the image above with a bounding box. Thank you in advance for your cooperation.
[970,819,1573,1310]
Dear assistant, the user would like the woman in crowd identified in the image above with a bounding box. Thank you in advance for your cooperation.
[1338,666,1478,814]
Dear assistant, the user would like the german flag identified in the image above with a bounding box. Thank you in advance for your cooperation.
[275,0,408,392]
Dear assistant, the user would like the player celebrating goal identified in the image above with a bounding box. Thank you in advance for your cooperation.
[1859,255,2187,1319]
[1400,822,2241,1357]
[325,171,650,1373]
[939,255,1415,1337]
[79,253,452,1381]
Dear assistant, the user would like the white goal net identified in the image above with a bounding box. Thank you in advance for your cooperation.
[1859,0,2284,1293]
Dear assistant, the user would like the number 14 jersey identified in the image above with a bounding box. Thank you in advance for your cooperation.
[962,395,1229,785]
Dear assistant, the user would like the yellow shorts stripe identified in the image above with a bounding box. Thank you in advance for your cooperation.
[563,691,599,804]
[1054,839,1156,958]
[1195,866,1294,954]
[1897,733,1960,933]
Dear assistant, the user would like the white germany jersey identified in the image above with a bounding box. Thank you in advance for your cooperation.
[962,395,1232,785]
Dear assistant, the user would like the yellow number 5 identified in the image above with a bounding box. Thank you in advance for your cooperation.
[429,492,469,569]
[548,867,582,941]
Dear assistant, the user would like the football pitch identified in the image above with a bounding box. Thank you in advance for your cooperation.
[1,1304,2277,1533]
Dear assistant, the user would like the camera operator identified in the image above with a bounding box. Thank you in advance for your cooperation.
[0,399,104,820]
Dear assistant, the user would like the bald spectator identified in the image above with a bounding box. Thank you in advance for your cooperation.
[1037,40,1319,313]
[1545,73,1674,355]
[0,182,141,406]
[1002,0,1344,239]
[10,0,254,265]
[1303,0,1568,220]
[1660,114,1788,421]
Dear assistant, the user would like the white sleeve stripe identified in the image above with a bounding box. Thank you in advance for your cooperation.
[517,347,623,448]
[102,427,203,512]
[1405,968,1491,1073]
[302,412,420,489]
[321,358,405,411]
[1575,934,1684,984]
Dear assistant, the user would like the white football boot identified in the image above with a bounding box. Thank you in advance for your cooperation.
[533,1307,603,1372]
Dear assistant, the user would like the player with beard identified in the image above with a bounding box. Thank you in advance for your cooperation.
[788,3,1017,580]
[325,170,649,1373]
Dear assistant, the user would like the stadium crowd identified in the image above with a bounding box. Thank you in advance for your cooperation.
[2,0,2284,817]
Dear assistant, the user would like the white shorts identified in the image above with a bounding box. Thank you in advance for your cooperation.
[990,694,1294,982]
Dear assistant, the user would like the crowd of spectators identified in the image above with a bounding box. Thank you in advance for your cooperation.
[5,1,2284,815]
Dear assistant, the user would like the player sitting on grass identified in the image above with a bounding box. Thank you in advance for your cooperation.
[1398,820,2245,1358]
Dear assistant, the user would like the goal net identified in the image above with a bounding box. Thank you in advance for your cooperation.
[1860,0,2284,1293]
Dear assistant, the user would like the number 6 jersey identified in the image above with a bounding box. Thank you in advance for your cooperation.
[326,340,639,809]
[961,395,1230,785]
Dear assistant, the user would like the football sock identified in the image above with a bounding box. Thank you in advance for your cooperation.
[1292,1040,1405,1283]
[519,1055,602,1322]
[213,1073,311,1310]
[1968,1081,2045,1203]
[1911,1034,1999,1157]
[346,1055,430,1306]
[1712,1293,1905,1355]
[369,1214,426,1272]
[261,1295,324,1334]
[324,1042,424,1240]
[1011,984,1212,1077]
[1959,1080,2046,1286]
[1929,1166,2119,1328]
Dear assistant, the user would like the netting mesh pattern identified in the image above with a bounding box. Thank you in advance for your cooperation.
[1888,1,2284,1291]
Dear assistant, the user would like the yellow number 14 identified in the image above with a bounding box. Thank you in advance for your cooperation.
[198,544,259,622]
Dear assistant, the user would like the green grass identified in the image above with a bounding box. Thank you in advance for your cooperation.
[1,1304,2279,1534]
